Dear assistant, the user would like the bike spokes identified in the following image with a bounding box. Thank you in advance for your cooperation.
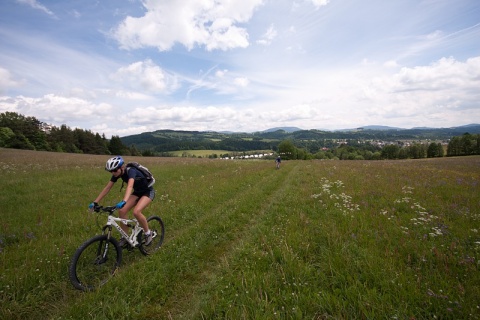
[69,235,122,291]
[139,216,165,255]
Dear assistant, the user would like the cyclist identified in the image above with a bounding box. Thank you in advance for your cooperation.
[275,155,281,169]
[89,156,154,246]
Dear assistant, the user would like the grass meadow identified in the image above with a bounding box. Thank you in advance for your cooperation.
[0,148,479,319]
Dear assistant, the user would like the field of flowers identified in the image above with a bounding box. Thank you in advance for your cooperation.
[0,148,479,319]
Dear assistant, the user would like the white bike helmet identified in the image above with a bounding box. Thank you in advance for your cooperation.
[105,156,124,172]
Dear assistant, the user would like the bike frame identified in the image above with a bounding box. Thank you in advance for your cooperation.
[104,215,144,248]
[69,205,164,291]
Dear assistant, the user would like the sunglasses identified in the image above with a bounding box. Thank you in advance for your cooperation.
[109,167,120,173]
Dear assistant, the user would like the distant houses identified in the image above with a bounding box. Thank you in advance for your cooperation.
[221,152,274,160]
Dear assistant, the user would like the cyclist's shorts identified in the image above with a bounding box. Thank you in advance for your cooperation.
[133,187,155,201]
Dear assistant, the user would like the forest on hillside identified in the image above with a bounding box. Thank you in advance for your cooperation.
[1,111,479,160]
[0,112,137,155]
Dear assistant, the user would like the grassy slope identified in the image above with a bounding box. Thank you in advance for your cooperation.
[0,149,479,319]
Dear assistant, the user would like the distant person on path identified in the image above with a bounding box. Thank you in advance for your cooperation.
[275,156,281,169]
[88,156,154,246]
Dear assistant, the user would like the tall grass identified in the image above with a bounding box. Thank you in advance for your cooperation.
[0,149,479,319]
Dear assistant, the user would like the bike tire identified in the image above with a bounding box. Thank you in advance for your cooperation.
[68,234,122,291]
[139,216,165,256]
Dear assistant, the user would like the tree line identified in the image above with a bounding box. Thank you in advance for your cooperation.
[446,133,480,156]
[0,112,138,155]
[1,111,479,160]
[276,133,479,160]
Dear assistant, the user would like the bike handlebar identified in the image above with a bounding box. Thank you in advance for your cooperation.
[93,205,117,214]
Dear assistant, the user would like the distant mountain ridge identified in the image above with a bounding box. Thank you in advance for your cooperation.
[336,125,403,131]
[260,124,480,133]
[120,123,480,154]
[316,124,479,132]
[261,127,303,133]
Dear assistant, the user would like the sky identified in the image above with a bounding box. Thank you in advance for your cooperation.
[0,0,479,137]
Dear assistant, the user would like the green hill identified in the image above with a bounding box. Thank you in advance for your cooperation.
[120,125,480,154]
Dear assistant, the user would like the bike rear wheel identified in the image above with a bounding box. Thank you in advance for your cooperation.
[68,234,122,291]
[139,216,165,255]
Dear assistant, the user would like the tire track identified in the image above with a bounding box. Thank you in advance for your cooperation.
[151,162,301,319]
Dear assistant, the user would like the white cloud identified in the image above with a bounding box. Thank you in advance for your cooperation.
[110,60,179,94]
[234,77,250,87]
[215,69,227,78]
[383,60,399,68]
[260,103,319,122]
[2,0,480,135]
[16,0,55,17]
[310,0,330,9]
[114,90,152,100]
[0,94,112,124]
[112,0,264,51]
[186,67,251,97]
[117,103,327,132]
[234,55,480,130]
[257,24,277,45]
[71,10,81,19]
[123,105,238,126]
[393,57,480,92]
[3,55,476,135]
[356,56,480,127]
[0,67,23,93]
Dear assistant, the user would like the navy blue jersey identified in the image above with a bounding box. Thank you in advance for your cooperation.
[111,167,151,193]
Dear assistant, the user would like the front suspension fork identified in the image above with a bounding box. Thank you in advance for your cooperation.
[102,225,113,239]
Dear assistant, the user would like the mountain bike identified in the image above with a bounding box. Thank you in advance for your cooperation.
[68,205,165,291]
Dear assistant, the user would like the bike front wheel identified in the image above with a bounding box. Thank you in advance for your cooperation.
[68,234,122,291]
[139,216,165,255]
